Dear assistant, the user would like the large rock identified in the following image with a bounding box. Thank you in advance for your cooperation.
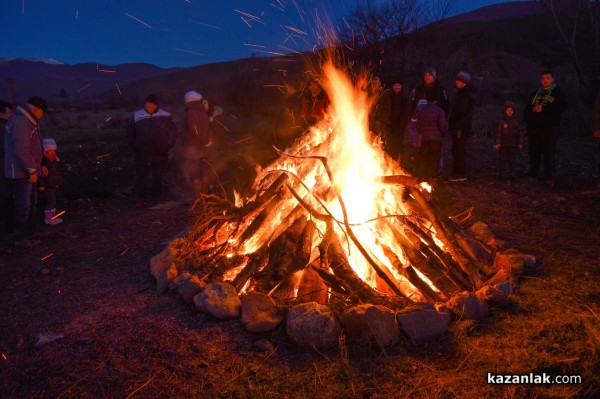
[342,304,399,347]
[446,292,489,320]
[178,275,205,304]
[396,302,450,342]
[156,263,178,294]
[169,272,192,291]
[475,281,512,304]
[150,246,170,280]
[240,291,284,333]
[493,249,536,275]
[286,302,341,349]
[468,222,495,245]
[194,282,241,319]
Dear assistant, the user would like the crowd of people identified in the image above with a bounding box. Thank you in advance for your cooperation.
[0,66,598,248]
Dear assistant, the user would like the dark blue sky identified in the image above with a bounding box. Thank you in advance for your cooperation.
[1,0,506,67]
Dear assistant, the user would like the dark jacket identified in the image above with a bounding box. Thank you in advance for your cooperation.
[369,88,392,135]
[417,103,447,142]
[523,84,567,128]
[126,108,178,163]
[4,105,43,179]
[448,84,476,132]
[182,101,212,159]
[39,156,62,188]
[389,89,410,127]
[496,103,524,147]
[411,80,450,116]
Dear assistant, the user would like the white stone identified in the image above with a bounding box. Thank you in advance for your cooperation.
[240,291,283,333]
[396,302,450,342]
[286,302,340,349]
[446,292,490,320]
[194,282,241,319]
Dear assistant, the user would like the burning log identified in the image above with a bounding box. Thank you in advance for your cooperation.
[296,259,329,304]
[407,187,482,287]
[319,221,388,303]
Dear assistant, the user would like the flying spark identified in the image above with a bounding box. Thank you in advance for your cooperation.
[191,20,222,29]
[175,48,204,56]
[243,43,266,48]
[41,253,54,261]
[115,83,122,95]
[124,12,152,29]
[77,83,92,93]
[52,211,66,220]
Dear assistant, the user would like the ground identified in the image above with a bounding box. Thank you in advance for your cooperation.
[0,126,599,398]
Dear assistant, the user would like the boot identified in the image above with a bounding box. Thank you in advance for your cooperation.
[45,209,63,225]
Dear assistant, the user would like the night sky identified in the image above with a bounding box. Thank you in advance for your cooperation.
[1,0,507,68]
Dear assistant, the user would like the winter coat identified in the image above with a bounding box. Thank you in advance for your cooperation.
[369,88,392,133]
[182,101,212,159]
[448,84,476,133]
[126,108,178,163]
[523,84,567,128]
[496,103,524,147]
[411,80,450,116]
[389,89,410,126]
[417,103,447,142]
[39,156,62,188]
[4,105,43,179]
[300,90,329,125]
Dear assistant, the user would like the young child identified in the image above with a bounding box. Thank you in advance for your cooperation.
[494,101,524,179]
[39,138,63,225]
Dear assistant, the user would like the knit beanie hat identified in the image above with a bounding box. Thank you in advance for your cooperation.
[456,71,471,83]
[145,94,159,107]
[42,138,57,151]
[503,101,516,112]
[424,67,437,79]
[184,91,203,104]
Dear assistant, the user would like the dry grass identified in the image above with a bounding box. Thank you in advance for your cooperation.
[0,123,599,398]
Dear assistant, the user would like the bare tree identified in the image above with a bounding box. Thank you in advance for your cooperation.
[338,0,455,78]
[535,0,600,102]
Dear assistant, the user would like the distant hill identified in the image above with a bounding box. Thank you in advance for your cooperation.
[0,58,181,103]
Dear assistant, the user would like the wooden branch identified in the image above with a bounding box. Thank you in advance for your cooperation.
[407,187,481,287]
[381,245,444,303]
[232,246,268,292]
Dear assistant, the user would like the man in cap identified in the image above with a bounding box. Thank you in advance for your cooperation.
[4,96,49,246]
[369,76,391,140]
[448,71,477,182]
[126,93,178,207]
[411,67,449,117]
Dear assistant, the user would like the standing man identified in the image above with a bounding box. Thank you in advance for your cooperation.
[448,71,476,182]
[523,70,567,187]
[388,78,410,163]
[416,91,447,180]
[0,100,14,234]
[180,90,212,197]
[126,94,178,207]
[300,79,329,128]
[4,97,48,247]
[411,67,449,117]
[369,76,391,140]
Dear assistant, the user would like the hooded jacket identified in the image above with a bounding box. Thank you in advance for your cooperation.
[523,83,567,128]
[4,105,43,179]
[417,103,447,142]
[496,102,524,147]
[126,107,178,163]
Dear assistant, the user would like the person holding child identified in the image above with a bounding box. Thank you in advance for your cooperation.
[38,138,63,225]
[494,101,524,179]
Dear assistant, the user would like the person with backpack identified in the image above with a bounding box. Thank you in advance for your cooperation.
[126,94,178,207]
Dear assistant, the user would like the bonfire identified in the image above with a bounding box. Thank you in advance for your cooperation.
[154,62,533,348]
